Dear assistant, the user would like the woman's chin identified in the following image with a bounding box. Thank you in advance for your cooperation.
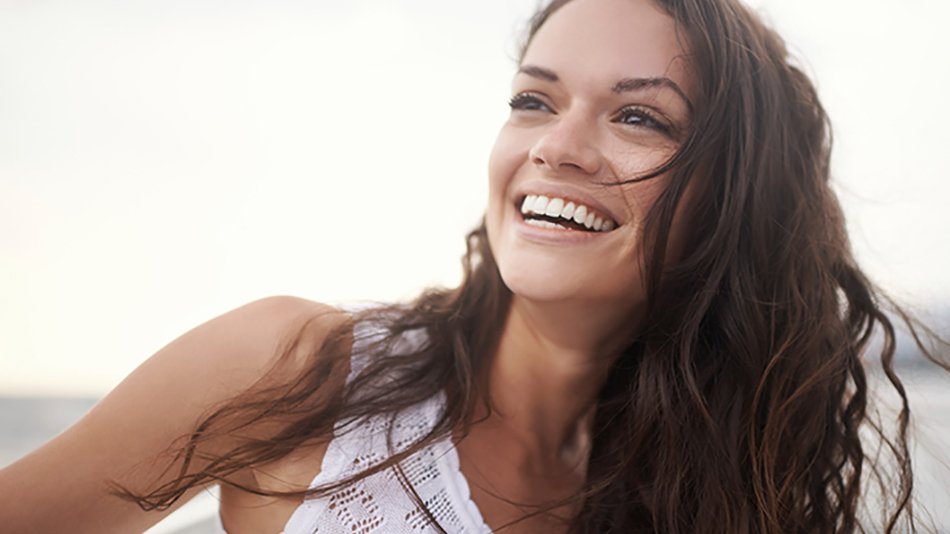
[499,266,638,308]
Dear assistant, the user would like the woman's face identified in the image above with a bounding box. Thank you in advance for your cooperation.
[487,0,694,313]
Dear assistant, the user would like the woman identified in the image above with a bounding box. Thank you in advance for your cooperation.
[1,0,943,532]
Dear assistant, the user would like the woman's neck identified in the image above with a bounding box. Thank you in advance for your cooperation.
[480,296,640,468]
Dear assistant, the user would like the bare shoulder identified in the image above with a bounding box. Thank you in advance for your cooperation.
[0,296,350,534]
[158,296,350,381]
[113,296,351,418]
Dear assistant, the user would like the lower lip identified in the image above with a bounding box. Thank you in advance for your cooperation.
[514,212,614,245]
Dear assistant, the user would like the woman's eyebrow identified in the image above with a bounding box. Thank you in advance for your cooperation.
[518,64,693,112]
[518,64,560,82]
[612,77,693,112]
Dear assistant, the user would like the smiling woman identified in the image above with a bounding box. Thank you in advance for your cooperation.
[1,0,947,533]
[488,0,692,324]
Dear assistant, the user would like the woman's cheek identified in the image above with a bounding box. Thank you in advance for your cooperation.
[488,126,529,180]
[487,127,530,219]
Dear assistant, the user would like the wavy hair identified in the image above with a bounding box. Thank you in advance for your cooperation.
[116,0,947,532]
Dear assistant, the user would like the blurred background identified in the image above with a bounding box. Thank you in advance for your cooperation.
[1,0,948,532]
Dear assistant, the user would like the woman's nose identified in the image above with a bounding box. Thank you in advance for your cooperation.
[528,112,602,176]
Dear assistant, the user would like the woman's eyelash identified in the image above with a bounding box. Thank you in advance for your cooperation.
[508,94,673,136]
[508,92,551,112]
[615,106,671,135]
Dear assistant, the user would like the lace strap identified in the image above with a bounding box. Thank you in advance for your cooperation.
[435,440,492,533]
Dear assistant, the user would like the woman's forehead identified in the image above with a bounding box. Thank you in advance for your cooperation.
[520,0,694,99]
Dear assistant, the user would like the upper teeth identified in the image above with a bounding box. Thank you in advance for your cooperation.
[520,194,616,232]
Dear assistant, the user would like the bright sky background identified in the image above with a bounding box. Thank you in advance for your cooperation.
[2,0,949,396]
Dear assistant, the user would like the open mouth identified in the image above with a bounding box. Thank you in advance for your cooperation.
[519,194,617,233]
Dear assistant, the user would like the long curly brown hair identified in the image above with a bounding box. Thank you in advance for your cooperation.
[115,0,948,532]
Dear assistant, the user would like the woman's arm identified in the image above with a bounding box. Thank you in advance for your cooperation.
[0,296,345,534]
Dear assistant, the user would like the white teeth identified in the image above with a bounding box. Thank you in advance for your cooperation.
[525,219,566,230]
[561,202,575,220]
[531,195,549,215]
[520,194,617,232]
[572,205,588,225]
[521,195,536,214]
[544,197,564,217]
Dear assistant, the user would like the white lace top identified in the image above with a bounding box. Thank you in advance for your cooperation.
[214,319,491,534]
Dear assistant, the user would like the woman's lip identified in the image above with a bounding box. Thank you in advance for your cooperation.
[515,195,618,232]
[513,182,623,225]
[512,209,614,244]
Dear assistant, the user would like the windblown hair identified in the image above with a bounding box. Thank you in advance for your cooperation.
[116,0,947,532]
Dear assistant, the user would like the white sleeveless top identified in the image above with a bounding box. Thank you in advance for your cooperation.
[214,319,491,534]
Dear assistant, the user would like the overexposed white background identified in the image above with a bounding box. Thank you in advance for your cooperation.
[2,0,949,396]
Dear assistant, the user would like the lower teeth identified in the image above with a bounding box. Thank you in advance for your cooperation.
[525,219,567,230]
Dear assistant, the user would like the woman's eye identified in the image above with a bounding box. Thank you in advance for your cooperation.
[508,93,552,113]
[616,106,671,135]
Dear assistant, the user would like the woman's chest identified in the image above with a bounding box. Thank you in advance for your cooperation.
[453,431,588,534]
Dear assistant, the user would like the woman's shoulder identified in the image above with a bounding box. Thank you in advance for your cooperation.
[129,296,352,402]
[212,295,348,347]
[0,296,350,534]
[191,296,350,370]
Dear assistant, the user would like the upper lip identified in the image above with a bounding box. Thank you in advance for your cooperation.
[513,181,623,225]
